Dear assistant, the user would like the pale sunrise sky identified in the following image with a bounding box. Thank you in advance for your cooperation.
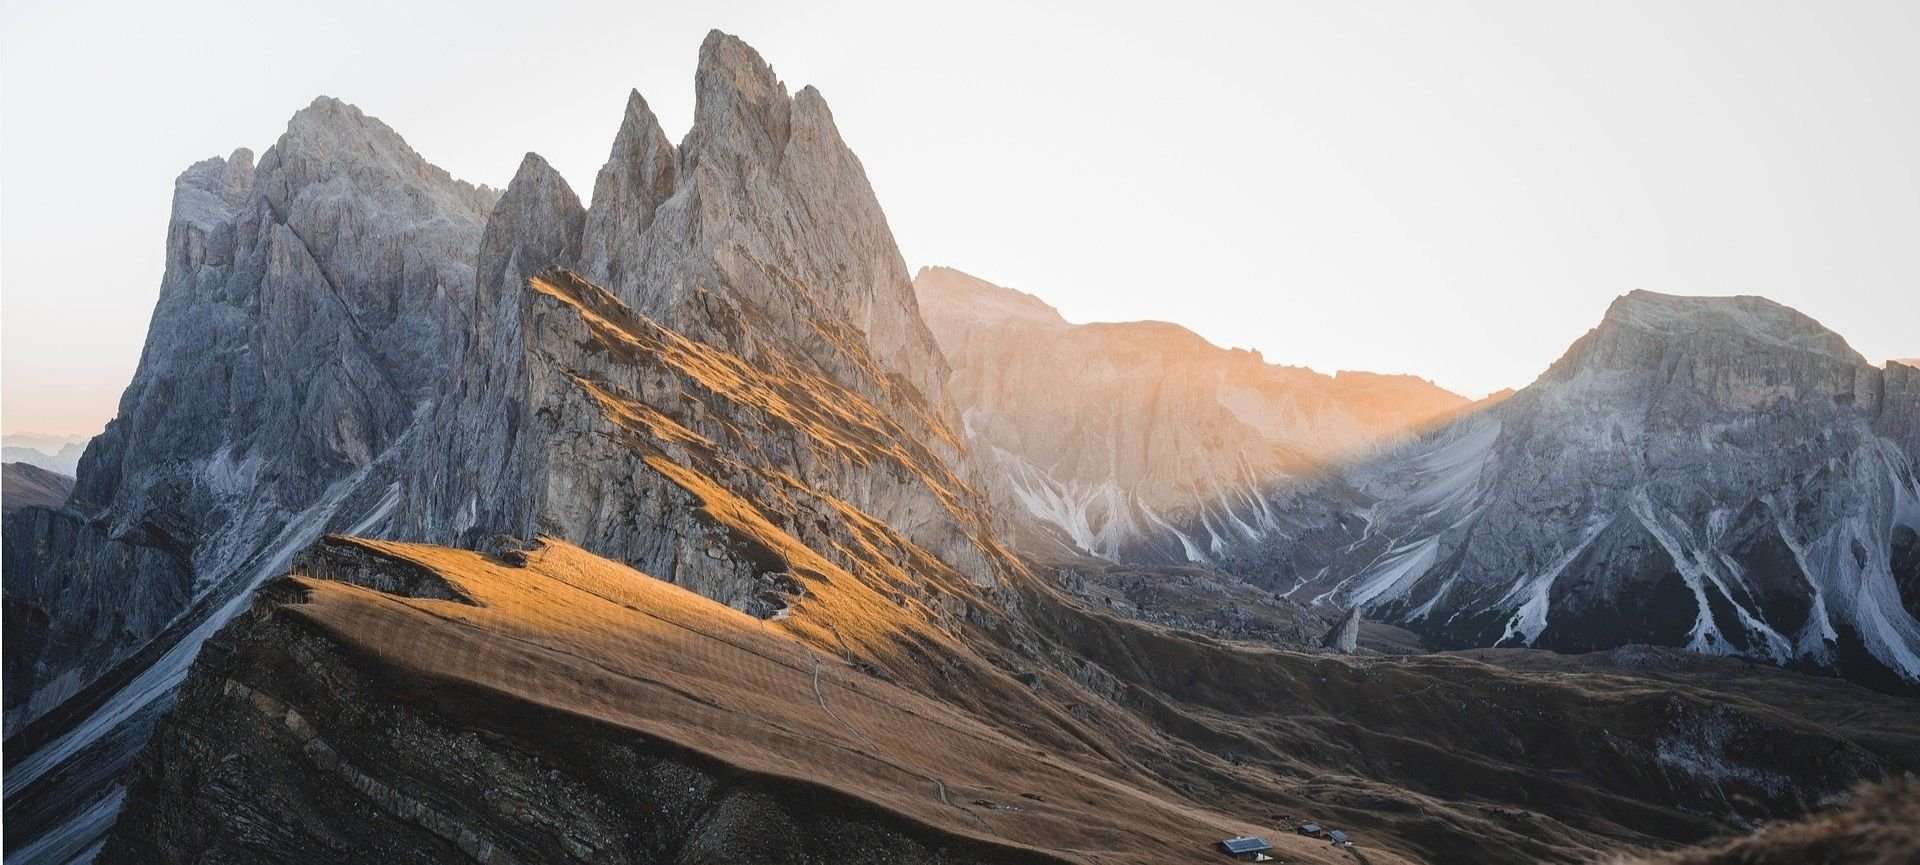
[3,0,1916,436]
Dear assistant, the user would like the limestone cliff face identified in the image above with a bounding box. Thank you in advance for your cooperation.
[3,99,496,739]
[396,33,996,597]
[397,153,584,550]
[15,32,1917,865]
[5,33,999,863]
[915,266,1471,562]
[1239,292,1920,691]
[579,33,953,412]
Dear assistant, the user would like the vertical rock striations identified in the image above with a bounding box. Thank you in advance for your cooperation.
[3,98,496,864]
[1240,291,1920,691]
[399,153,585,546]
[394,31,997,594]
[3,98,496,736]
[7,31,998,862]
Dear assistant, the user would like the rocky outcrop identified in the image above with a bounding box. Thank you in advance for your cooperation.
[3,99,496,864]
[7,31,994,863]
[915,266,1470,562]
[579,33,953,412]
[2,99,496,738]
[392,32,997,599]
[397,153,584,547]
[1321,606,1360,653]
[1230,291,1920,691]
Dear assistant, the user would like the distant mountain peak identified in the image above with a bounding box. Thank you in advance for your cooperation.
[1599,289,1862,363]
[913,266,1067,328]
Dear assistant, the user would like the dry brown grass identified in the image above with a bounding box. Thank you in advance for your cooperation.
[286,537,1393,865]
[246,268,1914,865]
[1609,778,1920,865]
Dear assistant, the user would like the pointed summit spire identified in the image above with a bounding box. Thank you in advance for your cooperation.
[580,89,678,294]
[689,29,792,166]
[478,152,584,302]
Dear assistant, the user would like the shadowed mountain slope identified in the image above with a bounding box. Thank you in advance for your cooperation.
[3,463,74,514]
[102,267,1920,865]
[8,30,1917,865]
[1212,292,1920,692]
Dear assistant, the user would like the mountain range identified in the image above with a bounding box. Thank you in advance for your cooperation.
[2,435,90,477]
[922,271,1920,693]
[2,30,1915,865]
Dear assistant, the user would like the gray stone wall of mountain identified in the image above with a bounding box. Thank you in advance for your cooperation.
[915,266,1471,563]
[3,98,496,738]
[6,32,1000,863]
[3,99,497,865]
[1219,291,1920,691]
[396,32,995,593]
[579,35,953,411]
[395,152,584,550]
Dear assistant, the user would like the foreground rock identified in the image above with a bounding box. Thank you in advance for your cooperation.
[1321,607,1360,653]
[101,540,1071,865]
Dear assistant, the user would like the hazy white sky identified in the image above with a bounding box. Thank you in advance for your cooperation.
[3,0,1916,435]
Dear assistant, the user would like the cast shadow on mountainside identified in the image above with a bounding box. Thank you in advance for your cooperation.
[924,268,1920,696]
[6,26,1918,865]
[101,264,1920,865]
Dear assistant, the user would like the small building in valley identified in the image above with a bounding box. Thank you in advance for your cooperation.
[1218,835,1274,861]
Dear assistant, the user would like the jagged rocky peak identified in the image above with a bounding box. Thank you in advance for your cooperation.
[478,153,585,308]
[169,148,255,229]
[1221,290,1920,692]
[4,91,494,811]
[576,30,952,407]
[396,32,994,576]
[396,152,586,547]
[688,29,793,166]
[579,90,677,290]
[266,95,499,219]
